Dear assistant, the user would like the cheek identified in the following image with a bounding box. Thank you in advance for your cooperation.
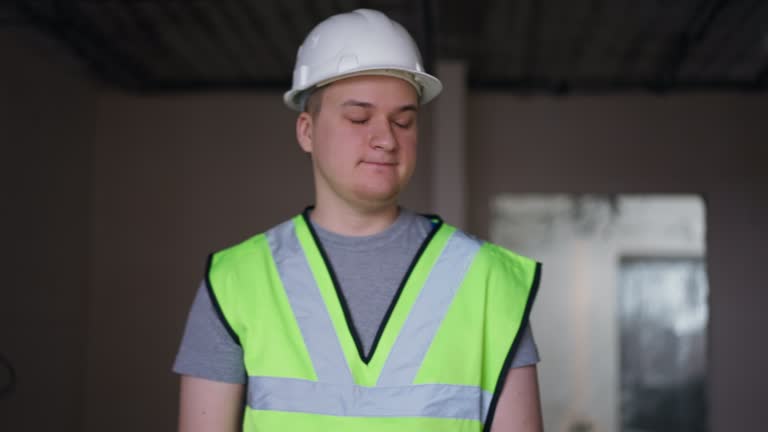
[313,126,361,169]
[397,132,418,161]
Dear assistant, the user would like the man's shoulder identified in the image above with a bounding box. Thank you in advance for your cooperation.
[212,214,300,263]
[439,222,537,271]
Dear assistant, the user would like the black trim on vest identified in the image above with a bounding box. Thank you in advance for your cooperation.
[420,213,441,222]
[483,262,542,432]
[368,214,442,363]
[301,206,443,364]
[205,253,242,346]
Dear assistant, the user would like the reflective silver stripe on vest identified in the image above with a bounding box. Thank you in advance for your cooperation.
[266,220,353,385]
[247,376,493,421]
[376,230,482,386]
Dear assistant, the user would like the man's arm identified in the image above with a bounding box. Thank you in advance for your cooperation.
[174,283,247,431]
[490,365,544,432]
[178,375,244,432]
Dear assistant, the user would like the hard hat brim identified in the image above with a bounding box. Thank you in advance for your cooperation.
[283,68,443,111]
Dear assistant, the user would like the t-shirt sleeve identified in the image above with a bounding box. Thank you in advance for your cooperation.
[508,322,541,368]
[172,281,247,384]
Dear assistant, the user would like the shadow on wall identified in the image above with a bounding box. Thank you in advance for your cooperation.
[0,354,16,400]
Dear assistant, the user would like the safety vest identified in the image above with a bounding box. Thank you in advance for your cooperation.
[207,211,540,432]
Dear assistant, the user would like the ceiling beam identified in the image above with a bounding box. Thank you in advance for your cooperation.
[15,0,148,87]
[655,0,730,87]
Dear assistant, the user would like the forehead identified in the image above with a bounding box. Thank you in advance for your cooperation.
[320,75,419,109]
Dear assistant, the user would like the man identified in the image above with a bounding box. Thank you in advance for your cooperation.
[174,9,543,432]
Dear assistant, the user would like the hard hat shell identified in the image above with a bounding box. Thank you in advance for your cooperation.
[283,9,443,111]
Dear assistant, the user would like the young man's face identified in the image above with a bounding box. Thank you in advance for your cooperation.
[297,75,419,211]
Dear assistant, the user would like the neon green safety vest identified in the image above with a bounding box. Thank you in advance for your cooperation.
[207,211,540,432]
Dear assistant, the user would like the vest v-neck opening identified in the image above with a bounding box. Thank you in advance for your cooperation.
[301,207,443,364]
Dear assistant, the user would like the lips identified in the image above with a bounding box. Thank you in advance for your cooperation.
[361,160,397,166]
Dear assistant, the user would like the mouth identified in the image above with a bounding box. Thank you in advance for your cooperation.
[361,161,398,166]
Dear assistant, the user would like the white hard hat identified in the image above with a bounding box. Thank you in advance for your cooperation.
[283,9,443,111]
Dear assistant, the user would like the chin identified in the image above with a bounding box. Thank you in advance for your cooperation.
[352,185,402,206]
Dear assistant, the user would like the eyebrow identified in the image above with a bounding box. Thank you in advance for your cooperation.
[340,99,418,113]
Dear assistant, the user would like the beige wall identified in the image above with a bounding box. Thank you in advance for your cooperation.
[85,90,312,432]
[0,29,94,431]
[468,92,768,431]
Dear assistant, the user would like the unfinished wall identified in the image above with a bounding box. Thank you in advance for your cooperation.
[84,90,305,432]
[83,89,767,432]
[0,29,94,431]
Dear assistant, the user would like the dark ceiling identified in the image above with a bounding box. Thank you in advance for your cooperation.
[5,0,768,93]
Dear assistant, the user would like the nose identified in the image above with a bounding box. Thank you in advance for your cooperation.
[369,118,397,151]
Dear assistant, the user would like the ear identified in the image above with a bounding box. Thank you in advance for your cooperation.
[296,112,314,153]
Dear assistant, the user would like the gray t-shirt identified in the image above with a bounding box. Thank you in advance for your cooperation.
[173,209,539,383]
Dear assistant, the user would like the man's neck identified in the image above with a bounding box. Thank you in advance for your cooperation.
[309,201,400,237]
